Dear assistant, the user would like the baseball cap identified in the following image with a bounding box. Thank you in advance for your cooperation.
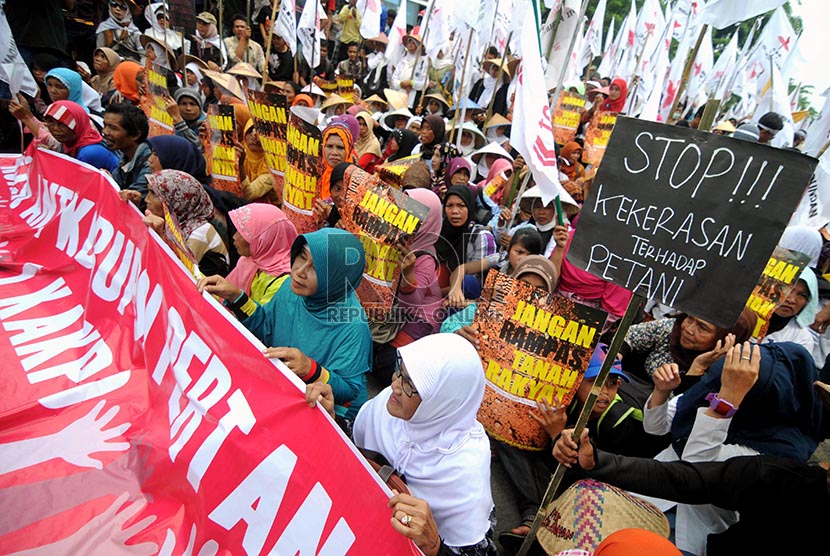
[584,343,629,382]
[196,12,217,25]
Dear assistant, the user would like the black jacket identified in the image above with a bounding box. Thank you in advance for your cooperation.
[587,450,829,555]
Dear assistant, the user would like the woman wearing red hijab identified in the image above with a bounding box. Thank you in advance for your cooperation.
[599,78,628,113]
[9,98,118,172]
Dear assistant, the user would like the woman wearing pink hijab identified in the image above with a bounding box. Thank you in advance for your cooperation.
[226,204,298,304]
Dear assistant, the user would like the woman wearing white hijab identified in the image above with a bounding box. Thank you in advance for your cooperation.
[96,0,144,60]
[353,333,495,554]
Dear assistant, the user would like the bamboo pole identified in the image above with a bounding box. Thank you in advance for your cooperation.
[666,24,709,125]
[622,33,650,115]
[483,36,512,125]
[547,0,590,117]
[262,0,281,84]
[408,0,435,83]
[452,28,475,148]
[515,294,646,556]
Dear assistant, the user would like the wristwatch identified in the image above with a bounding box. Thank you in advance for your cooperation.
[705,393,738,418]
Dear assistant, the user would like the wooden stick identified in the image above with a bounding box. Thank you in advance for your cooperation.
[262,0,281,84]
[623,33,650,114]
[483,32,512,125]
[547,0,590,118]
[666,24,709,125]
[452,28,475,148]
[515,293,645,556]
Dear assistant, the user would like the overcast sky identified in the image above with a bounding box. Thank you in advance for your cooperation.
[788,0,829,109]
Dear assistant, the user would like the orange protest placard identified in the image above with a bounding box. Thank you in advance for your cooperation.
[340,166,429,317]
[204,104,241,196]
[142,62,174,138]
[553,91,586,145]
[745,247,811,340]
[283,110,323,233]
[247,89,289,195]
[474,271,607,450]
[582,111,618,166]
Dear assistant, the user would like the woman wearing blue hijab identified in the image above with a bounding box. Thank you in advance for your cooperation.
[198,228,372,420]
[44,68,86,110]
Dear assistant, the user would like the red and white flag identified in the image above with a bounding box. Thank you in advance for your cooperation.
[385,0,408,67]
[357,0,383,39]
[298,0,324,68]
[707,31,738,101]
[275,0,298,55]
[511,1,576,207]
[577,0,606,73]
[685,24,713,109]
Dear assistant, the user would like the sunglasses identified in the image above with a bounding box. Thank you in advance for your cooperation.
[394,353,419,398]
[110,1,128,8]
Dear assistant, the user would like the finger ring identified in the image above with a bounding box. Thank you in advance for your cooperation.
[401,514,412,526]
[741,356,751,361]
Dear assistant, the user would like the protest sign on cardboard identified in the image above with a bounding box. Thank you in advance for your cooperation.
[143,62,174,137]
[204,104,241,195]
[745,247,811,340]
[340,166,429,317]
[247,89,289,195]
[582,111,617,166]
[283,109,323,233]
[567,117,819,328]
[553,91,586,145]
[474,271,607,450]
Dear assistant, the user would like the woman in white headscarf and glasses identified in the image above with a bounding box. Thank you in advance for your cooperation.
[352,333,496,555]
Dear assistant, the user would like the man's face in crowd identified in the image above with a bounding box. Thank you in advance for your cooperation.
[347,45,358,61]
[233,19,247,38]
[102,112,138,151]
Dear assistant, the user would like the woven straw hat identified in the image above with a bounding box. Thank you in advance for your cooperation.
[536,479,670,555]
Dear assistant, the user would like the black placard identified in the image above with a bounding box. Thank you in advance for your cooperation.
[567,117,818,328]
[168,0,196,38]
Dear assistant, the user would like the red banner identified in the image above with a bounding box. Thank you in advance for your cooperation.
[0,148,419,556]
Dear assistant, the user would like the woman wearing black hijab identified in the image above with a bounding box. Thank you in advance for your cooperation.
[418,114,445,160]
[435,185,496,295]
[384,129,420,163]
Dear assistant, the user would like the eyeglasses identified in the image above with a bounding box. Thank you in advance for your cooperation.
[394,353,419,397]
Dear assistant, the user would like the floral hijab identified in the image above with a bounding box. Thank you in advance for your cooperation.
[146,169,214,237]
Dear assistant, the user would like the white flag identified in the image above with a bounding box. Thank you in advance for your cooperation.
[685,25,713,108]
[577,0,605,73]
[0,3,37,97]
[275,0,297,56]
[385,0,408,67]
[298,0,323,69]
[493,0,514,55]
[616,0,638,81]
[744,7,796,92]
[707,31,738,101]
[801,93,830,157]
[357,0,383,39]
[510,1,576,207]
[634,0,664,61]
[424,0,455,62]
[544,0,581,89]
[697,0,787,30]
[753,62,794,146]
[789,149,830,228]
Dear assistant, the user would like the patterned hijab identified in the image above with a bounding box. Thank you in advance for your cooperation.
[430,142,460,189]
[146,170,214,237]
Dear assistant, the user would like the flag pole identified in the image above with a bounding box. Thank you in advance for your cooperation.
[409,0,435,84]
[262,0,281,84]
[667,24,709,125]
[515,293,646,556]
[416,57,432,113]
[547,0,590,115]
[484,34,512,125]
[622,33,650,114]
[218,0,224,48]
[452,27,475,148]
